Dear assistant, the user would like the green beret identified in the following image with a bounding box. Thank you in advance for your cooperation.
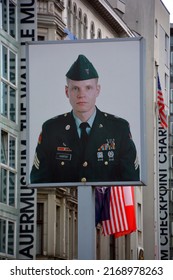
[66,54,99,81]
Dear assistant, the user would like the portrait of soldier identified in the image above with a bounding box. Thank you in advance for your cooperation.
[30,54,140,184]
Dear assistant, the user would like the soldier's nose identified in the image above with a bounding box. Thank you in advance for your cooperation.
[78,90,85,97]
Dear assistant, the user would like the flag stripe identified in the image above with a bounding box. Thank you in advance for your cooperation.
[102,186,135,236]
[157,75,168,129]
[115,187,128,231]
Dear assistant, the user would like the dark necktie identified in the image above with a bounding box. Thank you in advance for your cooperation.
[80,122,89,155]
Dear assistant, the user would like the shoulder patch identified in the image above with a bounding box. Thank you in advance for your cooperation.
[38,133,42,144]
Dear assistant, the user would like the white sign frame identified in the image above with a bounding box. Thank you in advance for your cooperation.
[26,37,147,187]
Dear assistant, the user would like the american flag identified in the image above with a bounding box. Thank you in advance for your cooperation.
[101,186,136,238]
[157,75,168,129]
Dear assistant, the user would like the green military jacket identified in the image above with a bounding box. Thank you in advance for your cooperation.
[30,108,139,183]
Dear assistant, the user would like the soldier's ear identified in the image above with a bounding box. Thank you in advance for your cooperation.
[65,86,69,98]
[96,84,101,96]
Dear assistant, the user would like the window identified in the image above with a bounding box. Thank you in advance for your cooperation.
[125,235,130,259]
[90,22,95,39]
[165,33,169,51]
[78,8,82,39]
[170,103,173,114]
[1,131,16,168]
[56,205,61,257]
[83,14,88,39]
[164,73,169,110]
[171,52,173,65]
[170,122,173,135]
[170,155,173,168]
[96,227,101,259]
[137,203,142,230]
[1,44,17,123]
[155,19,158,38]
[0,130,17,207]
[66,207,77,259]
[97,29,102,39]
[109,235,115,259]
[0,218,15,257]
[170,89,173,102]
[0,219,6,254]
[68,210,73,259]
[165,33,169,67]
[37,35,45,41]
[170,90,173,115]
[170,190,173,202]
[1,0,17,39]
[72,3,77,36]
[165,73,168,92]
[170,169,173,180]
[170,136,173,147]
[67,0,72,30]
[171,52,173,76]
[36,203,44,255]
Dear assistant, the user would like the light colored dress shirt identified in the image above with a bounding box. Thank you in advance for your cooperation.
[73,109,96,138]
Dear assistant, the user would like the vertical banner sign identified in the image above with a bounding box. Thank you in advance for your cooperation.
[156,74,169,260]
[18,0,37,259]
[158,123,169,259]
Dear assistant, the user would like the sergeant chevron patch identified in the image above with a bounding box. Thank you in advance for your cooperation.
[134,156,139,170]
[33,152,40,170]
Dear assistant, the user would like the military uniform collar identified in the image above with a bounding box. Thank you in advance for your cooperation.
[72,109,96,129]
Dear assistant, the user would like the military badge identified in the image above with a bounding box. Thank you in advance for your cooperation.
[85,68,89,75]
[57,147,72,152]
[108,151,114,161]
[98,143,108,151]
[56,153,72,160]
[65,125,70,130]
[97,152,103,161]
[106,139,115,150]
[98,139,116,151]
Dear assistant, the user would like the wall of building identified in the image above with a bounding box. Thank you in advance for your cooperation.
[63,0,120,39]
[0,0,19,259]
[2,0,166,260]
[122,0,170,259]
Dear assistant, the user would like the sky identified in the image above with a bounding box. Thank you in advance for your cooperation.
[162,0,173,23]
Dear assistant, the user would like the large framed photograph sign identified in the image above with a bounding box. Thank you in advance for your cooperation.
[26,37,147,187]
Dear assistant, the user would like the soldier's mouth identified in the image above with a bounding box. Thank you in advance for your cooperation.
[77,102,87,105]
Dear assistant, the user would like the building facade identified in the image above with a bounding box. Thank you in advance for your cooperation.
[122,0,170,259]
[0,0,171,260]
[0,0,19,259]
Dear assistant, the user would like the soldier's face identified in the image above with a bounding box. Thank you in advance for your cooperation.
[65,79,100,119]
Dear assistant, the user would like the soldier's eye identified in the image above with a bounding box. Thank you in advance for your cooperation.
[73,86,79,91]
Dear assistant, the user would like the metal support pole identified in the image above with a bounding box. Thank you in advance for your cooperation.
[78,186,96,259]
